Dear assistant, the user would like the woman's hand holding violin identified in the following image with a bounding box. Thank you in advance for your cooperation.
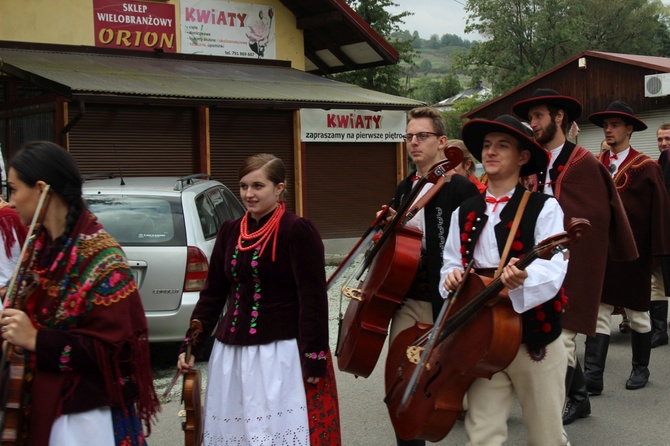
[177,352,195,374]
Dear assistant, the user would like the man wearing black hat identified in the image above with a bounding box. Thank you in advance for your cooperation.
[587,101,670,391]
[512,89,637,425]
[440,115,570,446]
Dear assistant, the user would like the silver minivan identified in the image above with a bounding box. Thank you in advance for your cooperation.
[83,174,244,342]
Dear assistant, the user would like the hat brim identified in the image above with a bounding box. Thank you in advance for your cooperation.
[512,95,582,122]
[587,111,648,132]
[462,120,548,178]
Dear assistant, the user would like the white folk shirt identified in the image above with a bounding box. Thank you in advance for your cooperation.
[403,179,433,251]
[439,187,568,314]
[542,143,564,196]
[607,147,630,176]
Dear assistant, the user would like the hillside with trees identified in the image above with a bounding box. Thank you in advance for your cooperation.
[334,0,670,139]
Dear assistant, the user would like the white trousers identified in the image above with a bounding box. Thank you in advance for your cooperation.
[465,337,569,446]
[596,303,651,335]
[389,298,433,345]
[651,266,668,302]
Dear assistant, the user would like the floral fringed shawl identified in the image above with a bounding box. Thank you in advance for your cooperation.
[13,209,159,445]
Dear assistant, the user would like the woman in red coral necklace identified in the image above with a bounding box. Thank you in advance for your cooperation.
[177,153,341,445]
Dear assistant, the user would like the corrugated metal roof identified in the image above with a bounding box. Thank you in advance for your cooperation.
[0,47,421,109]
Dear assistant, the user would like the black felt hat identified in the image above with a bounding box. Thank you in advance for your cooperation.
[587,100,648,132]
[512,88,582,122]
[462,114,548,177]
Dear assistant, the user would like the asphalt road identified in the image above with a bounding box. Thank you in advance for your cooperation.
[149,318,670,445]
[148,263,670,445]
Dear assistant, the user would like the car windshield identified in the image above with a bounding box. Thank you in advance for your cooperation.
[86,195,186,246]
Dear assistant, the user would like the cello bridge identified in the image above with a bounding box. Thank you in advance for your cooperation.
[407,345,428,369]
[342,286,364,301]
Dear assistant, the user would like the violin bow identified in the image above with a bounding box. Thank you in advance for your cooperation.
[2,184,50,312]
[0,185,50,443]
[326,202,390,291]
[163,320,201,399]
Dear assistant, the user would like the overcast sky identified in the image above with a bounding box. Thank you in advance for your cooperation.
[388,0,670,42]
[388,0,477,41]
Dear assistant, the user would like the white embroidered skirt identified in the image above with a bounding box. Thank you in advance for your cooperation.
[50,406,114,446]
[204,338,309,446]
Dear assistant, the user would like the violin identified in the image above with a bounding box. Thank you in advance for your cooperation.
[0,185,51,445]
[384,218,591,441]
[335,148,463,378]
[182,320,204,446]
[164,320,204,446]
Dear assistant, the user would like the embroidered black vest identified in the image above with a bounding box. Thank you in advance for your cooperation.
[457,185,566,350]
[394,173,479,318]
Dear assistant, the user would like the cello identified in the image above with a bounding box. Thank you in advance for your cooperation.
[335,148,463,378]
[384,218,591,441]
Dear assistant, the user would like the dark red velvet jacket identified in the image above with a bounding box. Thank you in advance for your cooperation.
[189,209,329,378]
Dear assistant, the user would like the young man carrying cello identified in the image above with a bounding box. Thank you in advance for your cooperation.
[388,107,478,446]
[440,115,571,446]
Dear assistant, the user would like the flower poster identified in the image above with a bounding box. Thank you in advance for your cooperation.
[180,0,276,59]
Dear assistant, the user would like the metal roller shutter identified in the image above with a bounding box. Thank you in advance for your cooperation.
[210,109,295,212]
[304,142,397,238]
[68,104,196,176]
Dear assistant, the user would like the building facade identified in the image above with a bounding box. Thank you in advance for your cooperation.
[0,0,422,238]
[464,51,670,159]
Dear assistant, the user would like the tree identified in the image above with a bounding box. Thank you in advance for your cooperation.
[409,73,462,105]
[427,34,441,49]
[331,0,417,96]
[456,0,670,94]
[442,96,489,140]
[419,59,433,75]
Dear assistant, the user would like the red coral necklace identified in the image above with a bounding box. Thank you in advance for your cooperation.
[237,201,285,261]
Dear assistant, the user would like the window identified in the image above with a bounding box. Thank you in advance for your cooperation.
[195,193,219,239]
[86,196,185,246]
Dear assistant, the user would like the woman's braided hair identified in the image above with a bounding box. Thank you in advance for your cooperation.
[10,141,85,240]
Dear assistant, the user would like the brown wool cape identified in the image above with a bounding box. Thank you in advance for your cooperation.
[529,142,637,336]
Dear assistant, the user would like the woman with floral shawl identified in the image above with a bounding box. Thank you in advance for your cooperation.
[1,141,159,445]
